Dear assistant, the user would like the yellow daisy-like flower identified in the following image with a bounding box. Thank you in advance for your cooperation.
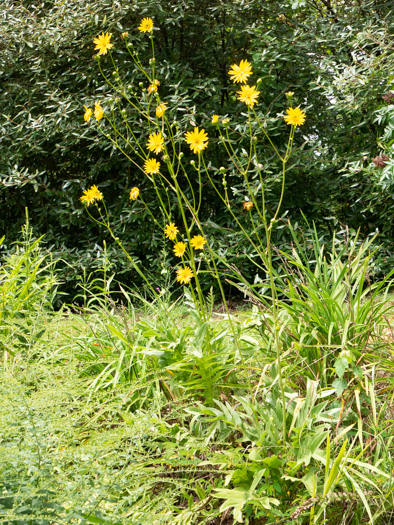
[184,127,209,155]
[176,266,194,285]
[156,103,167,117]
[83,106,92,122]
[164,223,179,241]
[190,235,206,250]
[94,101,104,121]
[211,115,219,124]
[228,59,253,84]
[147,84,158,94]
[147,132,164,155]
[144,158,161,174]
[129,187,139,200]
[237,85,260,107]
[80,185,103,206]
[243,201,253,211]
[138,17,154,33]
[284,107,306,126]
[93,32,113,55]
[173,241,186,257]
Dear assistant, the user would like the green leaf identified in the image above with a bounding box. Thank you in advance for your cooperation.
[332,378,348,396]
[334,357,349,379]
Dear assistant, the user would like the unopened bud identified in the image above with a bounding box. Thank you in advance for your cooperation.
[139,82,144,88]
[190,160,195,166]
[252,136,258,143]
[149,58,156,64]
[219,166,226,172]
[179,152,184,158]
[256,78,262,85]
[162,155,170,162]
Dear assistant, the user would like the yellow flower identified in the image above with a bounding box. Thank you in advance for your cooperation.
[284,107,306,126]
[138,17,154,33]
[94,101,104,121]
[83,106,92,122]
[147,132,164,154]
[165,223,179,241]
[211,115,219,124]
[156,103,167,117]
[173,241,186,257]
[228,59,253,84]
[237,85,260,107]
[176,266,194,285]
[147,84,158,94]
[144,158,161,174]
[243,201,253,211]
[129,187,139,200]
[93,32,113,55]
[80,185,103,206]
[190,235,206,250]
[184,127,209,155]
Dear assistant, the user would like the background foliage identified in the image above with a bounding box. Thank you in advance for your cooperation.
[1,0,394,299]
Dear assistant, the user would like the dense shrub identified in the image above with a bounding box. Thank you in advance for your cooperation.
[1,0,394,299]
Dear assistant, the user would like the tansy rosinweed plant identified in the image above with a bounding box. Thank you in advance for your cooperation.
[81,19,307,441]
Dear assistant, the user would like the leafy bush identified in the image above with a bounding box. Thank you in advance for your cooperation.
[1,0,394,297]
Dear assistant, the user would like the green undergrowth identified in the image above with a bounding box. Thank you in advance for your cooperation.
[1,229,394,524]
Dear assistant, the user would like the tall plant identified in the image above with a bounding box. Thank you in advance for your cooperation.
[80,19,307,441]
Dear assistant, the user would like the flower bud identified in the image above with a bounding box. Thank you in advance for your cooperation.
[139,82,144,88]
[149,58,156,64]
[162,155,170,162]
[179,152,184,158]
[219,166,226,172]
[190,160,195,166]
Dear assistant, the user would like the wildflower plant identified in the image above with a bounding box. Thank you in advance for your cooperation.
[81,19,307,440]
